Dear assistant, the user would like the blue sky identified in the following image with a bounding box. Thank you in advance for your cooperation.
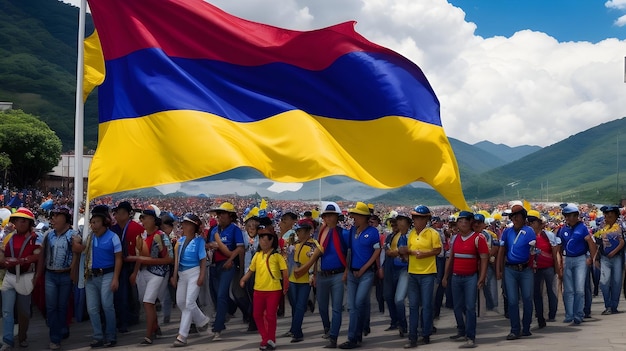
[449,0,626,42]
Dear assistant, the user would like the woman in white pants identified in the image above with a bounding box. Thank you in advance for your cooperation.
[171,213,211,347]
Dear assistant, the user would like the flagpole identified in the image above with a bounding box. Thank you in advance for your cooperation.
[73,0,86,231]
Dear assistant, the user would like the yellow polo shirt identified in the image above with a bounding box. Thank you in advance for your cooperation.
[250,251,287,291]
[407,227,441,274]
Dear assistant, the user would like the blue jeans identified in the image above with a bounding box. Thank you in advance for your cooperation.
[85,273,116,342]
[484,265,497,310]
[1,283,31,347]
[600,254,623,311]
[504,266,533,335]
[382,264,400,328]
[407,273,435,343]
[394,270,409,331]
[288,282,311,338]
[533,266,557,321]
[346,270,374,342]
[210,261,235,332]
[563,255,587,322]
[316,272,344,339]
[451,273,477,341]
[45,271,73,344]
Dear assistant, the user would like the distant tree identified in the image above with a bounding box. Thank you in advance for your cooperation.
[0,109,62,187]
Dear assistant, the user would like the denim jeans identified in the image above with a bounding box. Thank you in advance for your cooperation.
[382,264,400,328]
[533,267,557,321]
[288,282,311,338]
[209,261,235,332]
[45,271,73,344]
[394,269,408,331]
[484,265,498,310]
[407,273,435,343]
[563,255,587,322]
[316,272,344,339]
[451,273,478,340]
[434,256,446,317]
[600,254,623,311]
[114,263,139,330]
[504,266,533,335]
[1,284,31,347]
[347,270,374,342]
[85,272,117,342]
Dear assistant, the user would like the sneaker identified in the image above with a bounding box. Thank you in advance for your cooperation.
[506,333,519,340]
[563,318,573,323]
[573,319,582,325]
[602,308,612,315]
[459,339,477,349]
[450,334,467,342]
[267,340,277,350]
[338,340,360,349]
[290,337,304,343]
[403,341,417,349]
[281,332,294,338]
[324,338,337,349]
[90,340,104,348]
[49,343,61,350]
[212,332,222,341]
[104,340,117,348]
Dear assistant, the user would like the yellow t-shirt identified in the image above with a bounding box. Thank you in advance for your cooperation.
[407,227,441,274]
[289,238,321,283]
[250,251,287,291]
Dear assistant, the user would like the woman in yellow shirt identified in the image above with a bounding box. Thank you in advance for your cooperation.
[240,224,288,351]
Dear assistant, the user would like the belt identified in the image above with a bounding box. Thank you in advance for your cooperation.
[505,263,528,271]
[319,268,345,277]
[86,267,115,278]
[47,268,71,273]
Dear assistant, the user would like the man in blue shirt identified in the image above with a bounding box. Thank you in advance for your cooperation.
[496,203,536,340]
[557,204,597,324]
[207,202,244,341]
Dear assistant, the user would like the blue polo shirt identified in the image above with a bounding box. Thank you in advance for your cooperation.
[92,229,122,269]
[349,226,381,269]
[501,225,536,264]
[558,221,589,257]
[209,223,244,262]
[320,226,349,271]
[177,236,206,271]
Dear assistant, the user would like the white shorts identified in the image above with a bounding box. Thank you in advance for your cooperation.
[137,269,166,304]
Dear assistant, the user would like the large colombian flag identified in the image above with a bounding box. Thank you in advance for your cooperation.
[85,0,469,210]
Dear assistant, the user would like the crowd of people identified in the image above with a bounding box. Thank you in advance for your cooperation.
[0,193,624,350]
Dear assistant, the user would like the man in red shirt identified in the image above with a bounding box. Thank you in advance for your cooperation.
[111,201,144,332]
[442,211,489,349]
[528,210,561,328]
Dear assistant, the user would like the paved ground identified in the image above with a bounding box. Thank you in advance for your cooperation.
[11,288,626,350]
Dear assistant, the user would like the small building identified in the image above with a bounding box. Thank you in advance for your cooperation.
[42,154,92,195]
[0,102,13,112]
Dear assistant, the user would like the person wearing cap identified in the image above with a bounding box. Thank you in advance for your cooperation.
[82,205,122,348]
[239,224,288,351]
[526,210,561,329]
[282,219,321,343]
[129,208,174,345]
[313,201,348,349]
[442,211,489,349]
[171,213,211,347]
[594,205,624,315]
[111,201,144,332]
[207,202,244,341]
[397,205,441,348]
[0,207,41,350]
[337,202,380,349]
[37,206,78,350]
[496,203,536,340]
[556,204,597,324]
[242,208,261,332]
[384,214,410,337]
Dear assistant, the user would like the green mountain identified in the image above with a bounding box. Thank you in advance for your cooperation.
[473,140,541,164]
[0,0,97,150]
[449,138,507,174]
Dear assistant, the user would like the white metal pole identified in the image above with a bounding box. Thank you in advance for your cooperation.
[73,0,86,231]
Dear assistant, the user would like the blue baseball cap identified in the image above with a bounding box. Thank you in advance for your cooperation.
[561,204,579,215]
[457,211,474,220]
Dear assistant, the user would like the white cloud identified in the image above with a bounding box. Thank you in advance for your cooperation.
[63,0,626,147]
[615,14,626,26]
[606,0,626,10]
